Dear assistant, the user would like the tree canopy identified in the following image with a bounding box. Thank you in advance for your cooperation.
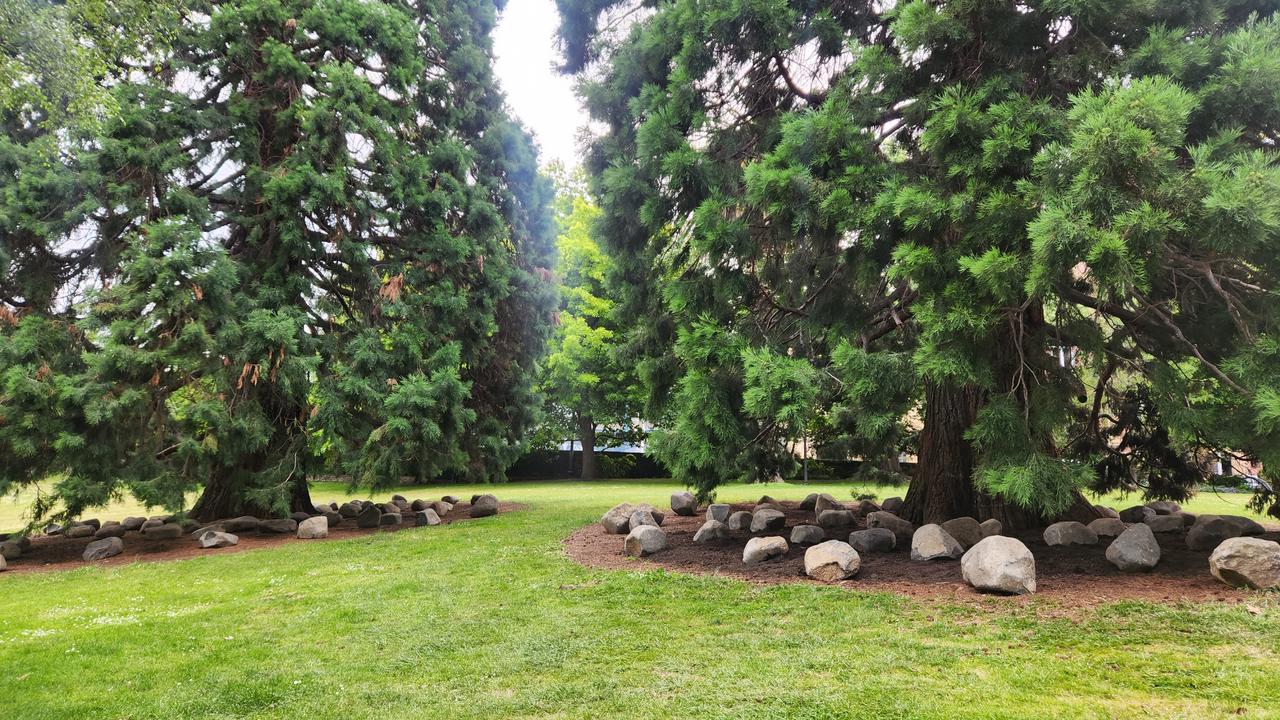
[557,0,1280,524]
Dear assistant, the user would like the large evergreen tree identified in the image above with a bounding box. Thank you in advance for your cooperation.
[0,0,555,524]
[558,0,1280,524]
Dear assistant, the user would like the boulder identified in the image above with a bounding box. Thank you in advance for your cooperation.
[910,524,964,561]
[755,503,782,513]
[804,540,860,581]
[1105,524,1161,571]
[141,523,182,541]
[961,536,1036,595]
[0,541,18,561]
[629,508,661,529]
[1219,515,1266,536]
[743,536,789,564]
[1186,516,1242,551]
[121,516,146,532]
[940,517,983,550]
[726,511,754,532]
[442,495,460,504]
[140,518,164,530]
[624,525,667,557]
[223,516,261,533]
[814,494,842,514]
[1087,518,1126,538]
[470,494,499,518]
[855,499,881,516]
[199,531,239,549]
[179,519,200,533]
[1209,537,1280,590]
[44,523,64,536]
[94,523,127,540]
[356,505,381,528]
[693,520,729,543]
[338,503,361,519]
[789,525,826,545]
[816,509,856,534]
[881,497,904,514]
[757,494,777,506]
[430,501,453,516]
[379,512,403,526]
[323,511,342,527]
[1043,521,1098,546]
[290,512,312,524]
[866,511,915,546]
[297,517,328,539]
[1146,500,1181,515]
[259,519,298,534]
[979,518,1003,538]
[848,528,896,554]
[81,519,102,531]
[410,499,429,511]
[66,524,95,539]
[798,493,819,511]
[391,494,408,505]
[1093,505,1120,519]
[414,509,442,527]
[470,494,483,505]
[750,508,786,533]
[379,503,401,515]
[1180,512,1198,527]
[670,492,698,516]
[83,537,125,562]
[1144,514,1183,533]
[1118,506,1156,524]
[707,504,731,523]
[601,503,637,534]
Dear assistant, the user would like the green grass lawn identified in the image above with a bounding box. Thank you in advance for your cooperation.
[1,479,1278,719]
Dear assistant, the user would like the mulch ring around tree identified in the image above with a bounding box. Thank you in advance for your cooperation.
[564,501,1279,608]
[1,501,524,575]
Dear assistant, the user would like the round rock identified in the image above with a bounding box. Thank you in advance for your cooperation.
[743,536,789,564]
[910,524,964,561]
[83,537,125,562]
[804,540,860,581]
[1105,523,1161,571]
[624,525,667,557]
[693,519,729,543]
[297,516,328,539]
[789,524,826,545]
[1209,537,1280,590]
[1043,521,1098,546]
[750,508,786,533]
[848,528,896,554]
[961,536,1036,594]
[670,491,698,516]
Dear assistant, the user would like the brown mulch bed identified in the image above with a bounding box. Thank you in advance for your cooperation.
[564,501,1277,608]
[1,501,524,575]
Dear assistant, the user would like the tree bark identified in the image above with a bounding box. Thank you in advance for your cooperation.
[578,414,597,481]
[901,381,983,525]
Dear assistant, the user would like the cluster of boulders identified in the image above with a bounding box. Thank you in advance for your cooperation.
[600,491,1280,595]
[0,492,497,570]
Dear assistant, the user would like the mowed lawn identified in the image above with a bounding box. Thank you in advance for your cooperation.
[0,479,1277,719]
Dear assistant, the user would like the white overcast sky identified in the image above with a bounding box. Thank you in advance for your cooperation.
[492,0,590,170]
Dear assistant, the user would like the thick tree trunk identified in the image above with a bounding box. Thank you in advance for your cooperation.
[578,414,597,481]
[901,381,983,525]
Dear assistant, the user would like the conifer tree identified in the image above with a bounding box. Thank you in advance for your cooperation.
[0,0,555,524]
[558,0,1280,523]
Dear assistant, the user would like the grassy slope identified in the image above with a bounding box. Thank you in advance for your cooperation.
[0,479,1276,719]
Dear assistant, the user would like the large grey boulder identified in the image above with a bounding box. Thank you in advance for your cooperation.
[66,524,95,539]
[414,509,442,527]
[94,523,127,540]
[1043,521,1098,546]
[356,505,381,528]
[258,518,297,534]
[629,507,663,529]
[1144,514,1184,533]
[83,537,124,562]
[979,518,1003,538]
[670,492,698,517]
[1105,524,1161,571]
[1146,500,1181,515]
[142,523,182,541]
[379,512,403,526]
[693,519,729,543]
[199,531,239,549]
[867,511,915,546]
[750,508,786,533]
[290,512,312,524]
[323,511,342,527]
[804,540,860,581]
[338,503,361,519]
[1219,515,1266,536]
[743,536,789,564]
[223,516,261,533]
[706,504,731,523]
[1093,505,1120,519]
[470,494,499,518]
[940,517,983,550]
[121,516,147,532]
[297,516,328,539]
[624,525,667,557]
[1087,518,1126,538]
[911,524,964,561]
[816,509,856,534]
[430,501,453,516]
[961,536,1036,595]
[442,495,461,504]
[726,510,754,532]
[1118,506,1156,524]
[789,525,826,545]
[1186,516,1242,551]
[600,503,659,534]
[855,499,882,516]
[880,497,904,514]
[1209,537,1280,590]
[798,493,820,511]
[849,528,896,554]
[0,540,19,561]
[814,494,842,515]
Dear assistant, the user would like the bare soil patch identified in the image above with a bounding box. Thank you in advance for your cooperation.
[564,501,1276,608]
[1,501,524,575]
